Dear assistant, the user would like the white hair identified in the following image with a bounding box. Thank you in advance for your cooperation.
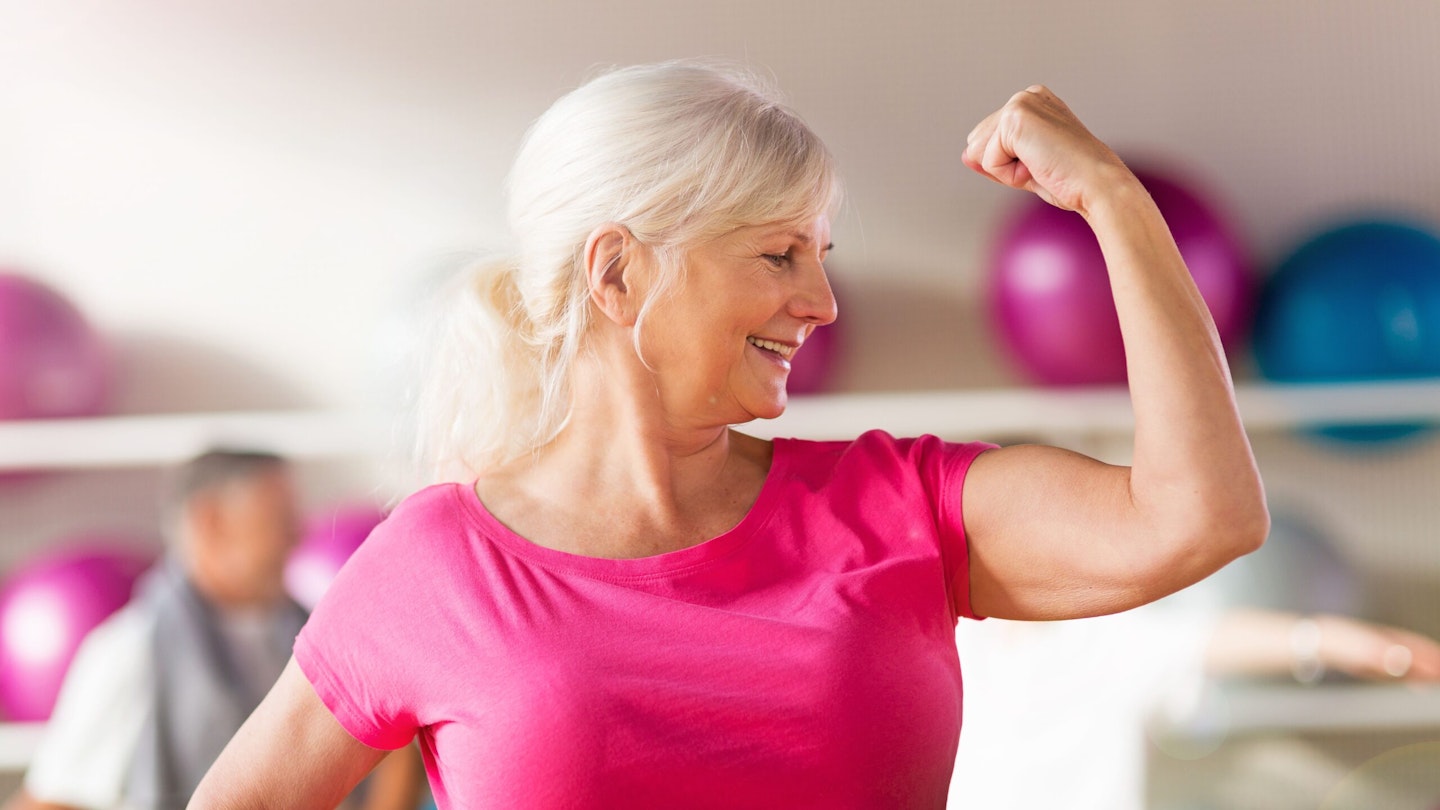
[412,60,842,482]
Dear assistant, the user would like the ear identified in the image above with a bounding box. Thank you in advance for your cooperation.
[584,223,645,326]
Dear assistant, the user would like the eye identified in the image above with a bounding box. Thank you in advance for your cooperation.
[761,252,789,267]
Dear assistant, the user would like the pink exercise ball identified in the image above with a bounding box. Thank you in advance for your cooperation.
[285,504,386,610]
[0,272,114,420]
[0,543,152,721]
[987,167,1254,386]
[787,279,846,395]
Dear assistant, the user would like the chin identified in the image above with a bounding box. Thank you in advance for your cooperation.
[745,392,787,422]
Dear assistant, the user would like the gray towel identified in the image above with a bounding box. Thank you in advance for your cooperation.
[124,557,307,809]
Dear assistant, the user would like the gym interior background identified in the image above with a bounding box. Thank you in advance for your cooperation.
[2,2,1438,805]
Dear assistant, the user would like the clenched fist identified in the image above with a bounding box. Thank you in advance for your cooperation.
[962,85,1142,218]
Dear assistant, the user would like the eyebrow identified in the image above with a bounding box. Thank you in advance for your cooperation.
[774,231,834,252]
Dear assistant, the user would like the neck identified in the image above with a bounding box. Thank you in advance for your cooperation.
[543,355,742,517]
[479,351,770,558]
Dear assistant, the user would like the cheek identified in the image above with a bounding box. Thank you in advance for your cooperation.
[643,304,736,365]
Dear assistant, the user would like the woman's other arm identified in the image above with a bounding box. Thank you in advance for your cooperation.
[1205,610,1440,682]
[189,657,390,810]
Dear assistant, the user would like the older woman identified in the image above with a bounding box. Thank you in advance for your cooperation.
[191,61,1267,808]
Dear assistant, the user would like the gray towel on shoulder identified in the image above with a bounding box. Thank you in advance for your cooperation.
[124,557,307,809]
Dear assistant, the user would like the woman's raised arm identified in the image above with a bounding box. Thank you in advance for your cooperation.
[188,657,390,810]
[959,86,1269,620]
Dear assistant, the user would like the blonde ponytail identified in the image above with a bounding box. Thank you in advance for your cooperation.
[413,259,530,481]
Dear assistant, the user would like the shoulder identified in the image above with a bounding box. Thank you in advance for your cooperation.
[300,482,479,614]
[382,482,472,529]
[307,482,483,613]
[54,602,153,709]
[354,483,475,555]
[76,601,153,668]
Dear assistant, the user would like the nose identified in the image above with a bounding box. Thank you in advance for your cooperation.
[791,259,838,326]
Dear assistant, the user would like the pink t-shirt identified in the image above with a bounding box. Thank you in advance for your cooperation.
[295,430,994,808]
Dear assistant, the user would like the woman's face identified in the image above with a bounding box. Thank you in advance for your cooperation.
[639,214,836,426]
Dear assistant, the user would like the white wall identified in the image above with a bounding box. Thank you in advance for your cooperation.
[6,1,1440,405]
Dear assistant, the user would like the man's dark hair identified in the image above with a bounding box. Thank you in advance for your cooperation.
[161,448,288,518]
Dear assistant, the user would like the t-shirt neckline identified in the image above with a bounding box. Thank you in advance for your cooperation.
[453,437,791,582]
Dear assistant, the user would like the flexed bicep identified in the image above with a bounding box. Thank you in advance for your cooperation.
[961,443,1240,621]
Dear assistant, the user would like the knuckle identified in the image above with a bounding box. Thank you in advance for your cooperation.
[1006,85,1051,115]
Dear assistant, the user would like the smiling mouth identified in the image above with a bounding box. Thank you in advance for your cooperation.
[747,336,796,360]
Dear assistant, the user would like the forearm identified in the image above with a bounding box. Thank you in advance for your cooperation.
[1086,175,1268,558]
[1202,609,1302,677]
[1205,610,1440,681]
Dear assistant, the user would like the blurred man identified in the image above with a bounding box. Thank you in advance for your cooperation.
[4,450,421,810]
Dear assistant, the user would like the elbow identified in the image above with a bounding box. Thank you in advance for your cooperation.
[1241,499,1271,555]
[1119,486,1269,612]
[1220,508,1268,570]
[1229,481,1271,558]
[1195,487,1271,567]
[1158,484,1269,578]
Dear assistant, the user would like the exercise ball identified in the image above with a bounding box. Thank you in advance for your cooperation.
[0,543,152,721]
[788,279,846,395]
[0,272,114,420]
[988,167,1253,386]
[285,504,386,610]
[1253,219,1440,443]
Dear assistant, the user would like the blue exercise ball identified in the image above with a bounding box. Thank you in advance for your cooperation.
[1253,219,1440,443]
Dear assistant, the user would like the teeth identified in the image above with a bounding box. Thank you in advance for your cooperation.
[747,336,795,359]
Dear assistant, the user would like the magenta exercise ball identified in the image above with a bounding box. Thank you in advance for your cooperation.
[787,280,845,395]
[987,167,1254,385]
[0,272,114,420]
[285,504,386,610]
[0,543,152,721]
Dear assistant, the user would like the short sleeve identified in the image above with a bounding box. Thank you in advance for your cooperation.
[25,607,151,807]
[293,487,459,751]
[901,433,997,622]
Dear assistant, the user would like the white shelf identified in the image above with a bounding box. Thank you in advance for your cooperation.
[0,410,389,471]
[1157,681,1440,739]
[755,379,1440,441]
[0,380,1437,471]
[1223,682,1440,734]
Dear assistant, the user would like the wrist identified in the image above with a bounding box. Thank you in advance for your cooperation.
[1290,616,1326,685]
[1074,162,1150,223]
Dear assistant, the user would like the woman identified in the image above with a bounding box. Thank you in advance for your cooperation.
[191,61,1267,808]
